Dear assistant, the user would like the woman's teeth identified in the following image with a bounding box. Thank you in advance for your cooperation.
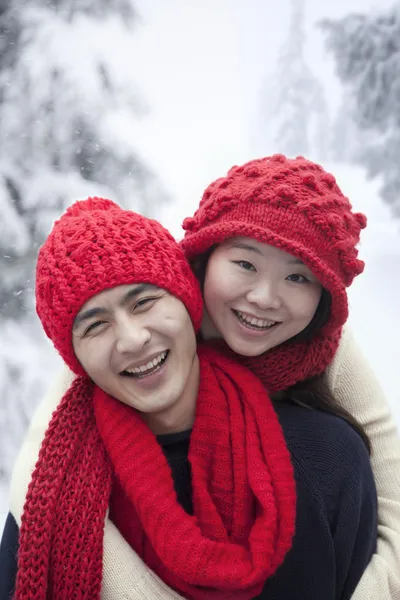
[122,351,168,378]
[234,310,279,330]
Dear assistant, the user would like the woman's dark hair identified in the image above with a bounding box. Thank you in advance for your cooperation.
[191,247,371,454]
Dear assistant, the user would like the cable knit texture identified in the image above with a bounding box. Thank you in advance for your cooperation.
[181,154,367,392]
[36,197,203,376]
[14,198,296,600]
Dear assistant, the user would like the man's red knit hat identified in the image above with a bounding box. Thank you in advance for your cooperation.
[25,199,296,600]
[36,197,203,375]
[181,154,367,334]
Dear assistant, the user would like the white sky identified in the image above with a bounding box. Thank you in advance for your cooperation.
[130,0,397,235]
[127,0,400,418]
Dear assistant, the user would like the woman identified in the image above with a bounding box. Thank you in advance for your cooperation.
[180,154,400,599]
[0,196,376,600]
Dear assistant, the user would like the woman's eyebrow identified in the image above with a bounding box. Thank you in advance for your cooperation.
[231,241,304,265]
[230,242,264,255]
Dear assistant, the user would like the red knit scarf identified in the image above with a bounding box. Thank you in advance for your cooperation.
[15,346,296,600]
[213,328,342,394]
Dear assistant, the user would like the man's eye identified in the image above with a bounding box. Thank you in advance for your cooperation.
[84,321,105,335]
[134,296,159,310]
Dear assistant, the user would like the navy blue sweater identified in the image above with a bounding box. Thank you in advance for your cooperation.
[0,402,377,599]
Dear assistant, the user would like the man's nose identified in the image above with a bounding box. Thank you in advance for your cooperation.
[115,319,151,354]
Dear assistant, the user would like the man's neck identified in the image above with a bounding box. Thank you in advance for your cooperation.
[144,353,200,436]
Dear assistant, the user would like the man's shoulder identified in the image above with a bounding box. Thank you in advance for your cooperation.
[273,401,371,485]
[0,512,19,600]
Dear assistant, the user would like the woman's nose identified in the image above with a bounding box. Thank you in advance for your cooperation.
[246,281,282,310]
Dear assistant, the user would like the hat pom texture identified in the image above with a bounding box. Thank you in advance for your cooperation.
[182,154,366,288]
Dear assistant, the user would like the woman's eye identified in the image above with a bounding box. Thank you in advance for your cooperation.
[232,260,256,272]
[286,274,309,284]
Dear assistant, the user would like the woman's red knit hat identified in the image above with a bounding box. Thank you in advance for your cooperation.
[36,197,203,375]
[181,154,367,334]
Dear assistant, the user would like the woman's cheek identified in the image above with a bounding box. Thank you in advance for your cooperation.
[207,264,236,299]
[292,286,322,317]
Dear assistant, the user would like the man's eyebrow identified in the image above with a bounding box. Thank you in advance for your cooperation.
[73,307,107,331]
[72,284,159,330]
[118,284,158,308]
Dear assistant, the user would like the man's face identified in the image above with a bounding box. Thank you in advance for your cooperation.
[72,284,198,427]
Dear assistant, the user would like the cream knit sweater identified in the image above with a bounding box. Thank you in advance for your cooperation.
[9,326,400,599]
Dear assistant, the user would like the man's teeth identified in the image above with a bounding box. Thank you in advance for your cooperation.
[124,351,167,375]
[235,310,278,329]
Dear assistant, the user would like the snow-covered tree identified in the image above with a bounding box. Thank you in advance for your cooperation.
[329,91,383,167]
[329,96,360,164]
[321,5,400,217]
[0,0,170,486]
[259,0,329,160]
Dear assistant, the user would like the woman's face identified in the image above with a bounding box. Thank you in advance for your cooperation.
[203,237,323,356]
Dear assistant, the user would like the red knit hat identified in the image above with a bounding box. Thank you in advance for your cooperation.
[182,154,367,335]
[36,197,203,376]
[22,204,296,600]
